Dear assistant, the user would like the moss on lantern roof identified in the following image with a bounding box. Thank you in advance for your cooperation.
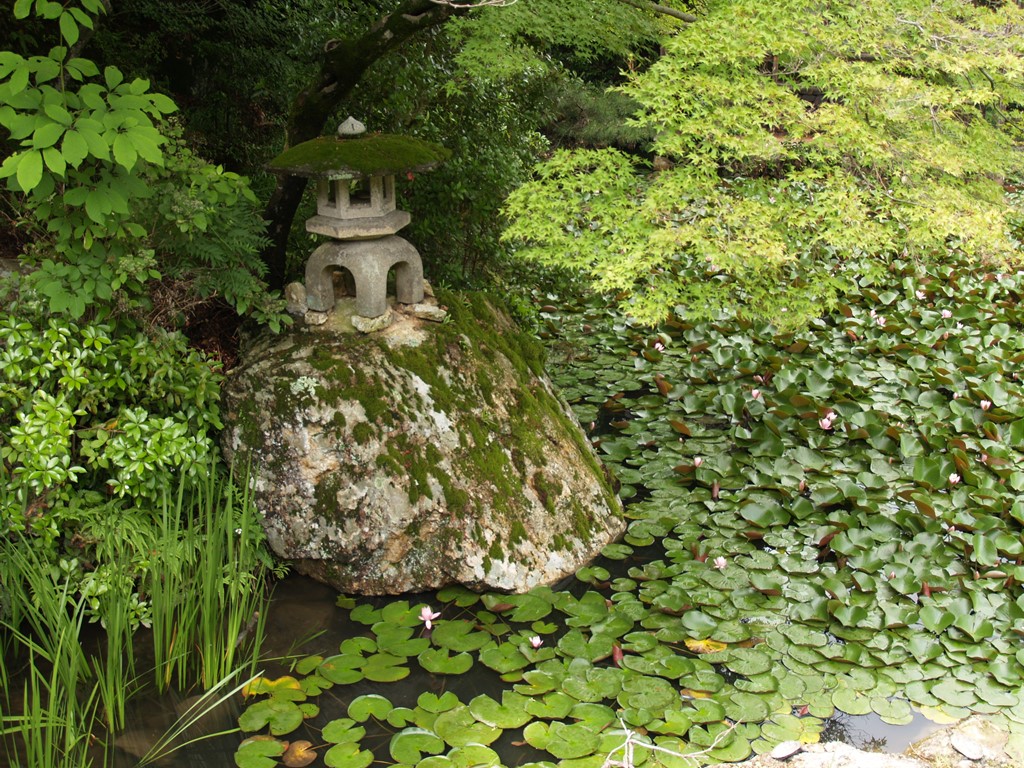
[268,134,451,179]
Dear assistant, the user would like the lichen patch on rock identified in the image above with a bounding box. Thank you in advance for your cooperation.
[220,290,624,594]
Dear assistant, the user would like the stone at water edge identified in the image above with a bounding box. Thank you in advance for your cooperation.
[220,290,625,595]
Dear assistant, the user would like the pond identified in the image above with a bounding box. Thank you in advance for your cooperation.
[117,257,1024,766]
[113,576,943,767]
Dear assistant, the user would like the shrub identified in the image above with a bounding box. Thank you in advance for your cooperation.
[0,291,223,542]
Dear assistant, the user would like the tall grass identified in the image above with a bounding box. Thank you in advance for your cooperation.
[0,547,101,768]
[146,464,271,692]
[0,462,275,767]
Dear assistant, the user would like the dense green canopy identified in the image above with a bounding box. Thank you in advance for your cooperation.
[504,0,1024,327]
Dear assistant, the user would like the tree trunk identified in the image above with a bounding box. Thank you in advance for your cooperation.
[260,0,462,289]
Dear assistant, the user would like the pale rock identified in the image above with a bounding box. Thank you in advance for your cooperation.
[285,281,307,316]
[351,309,394,333]
[408,303,448,322]
[220,292,624,594]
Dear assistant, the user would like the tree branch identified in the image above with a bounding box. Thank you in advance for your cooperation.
[615,0,697,24]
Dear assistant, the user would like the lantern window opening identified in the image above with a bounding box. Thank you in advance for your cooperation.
[348,178,373,208]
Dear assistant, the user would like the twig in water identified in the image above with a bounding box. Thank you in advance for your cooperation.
[601,718,741,768]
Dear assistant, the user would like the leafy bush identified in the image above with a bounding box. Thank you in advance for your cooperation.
[0,292,223,541]
[0,0,287,330]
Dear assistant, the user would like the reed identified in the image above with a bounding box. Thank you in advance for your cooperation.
[0,556,101,768]
[0,461,274,767]
[146,464,271,692]
[135,668,259,767]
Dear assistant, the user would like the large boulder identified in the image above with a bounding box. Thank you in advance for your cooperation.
[220,291,624,595]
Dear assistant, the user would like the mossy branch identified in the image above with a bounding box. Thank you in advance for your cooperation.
[615,0,697,23]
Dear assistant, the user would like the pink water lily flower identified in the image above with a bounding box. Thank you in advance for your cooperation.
[981,400,992,411]
[529,636,543,649]
[915,290,926,300]
[941,309,953,319]
[751,389,762,400]
[948,473,961,486]
[693,456,704,468]
[713,556,728,570]
[419,605,441,629]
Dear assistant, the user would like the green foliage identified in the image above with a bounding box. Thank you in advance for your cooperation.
[0,1,286,328]
[145,134,288,329]
[0,295,222,540]
[342,32,553,286]
[504,0,1024,326]
[449,0,668,79]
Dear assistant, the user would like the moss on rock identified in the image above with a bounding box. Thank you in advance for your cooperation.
[219,289,624,595]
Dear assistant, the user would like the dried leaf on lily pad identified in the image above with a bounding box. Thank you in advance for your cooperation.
[282,740,317,768]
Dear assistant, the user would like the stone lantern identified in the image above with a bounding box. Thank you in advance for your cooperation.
[268,118,450,323]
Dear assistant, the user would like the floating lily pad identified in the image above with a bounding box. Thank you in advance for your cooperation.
[360,653,408,682]
[871,697,914,725]
[323,741,374,768]
[434,705,502,747]
[431,620,494,652]
[418,647,474,675]
[469,692,533,728]
[523,721,602,759]
[389,728,445,763]
[239,699,304,735]
[448,745,502,768]
[235,737,287,768]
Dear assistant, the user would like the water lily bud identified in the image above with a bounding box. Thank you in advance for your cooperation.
[751,389,761,400]
[693,456,704,468]
[529,636,543,649]
[948,473,961,486]
[981,400,992,411]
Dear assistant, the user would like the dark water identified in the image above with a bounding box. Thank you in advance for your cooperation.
[107,574,945,766]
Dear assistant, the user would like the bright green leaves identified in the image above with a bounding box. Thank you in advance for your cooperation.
[505,0,1024,326]
[239,699,305,736]
[235,737,287,768]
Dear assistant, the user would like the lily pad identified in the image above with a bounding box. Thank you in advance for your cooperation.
[348,695,393,722]
[434,705,502,747]
[523,721,602,759]
[238,699,304,736]
[469,692,533,728]
[418,647,474,675]
[235,737,287,768]
[389,728,445,763]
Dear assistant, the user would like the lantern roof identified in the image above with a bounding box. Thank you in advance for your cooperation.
[268,133,450,180]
